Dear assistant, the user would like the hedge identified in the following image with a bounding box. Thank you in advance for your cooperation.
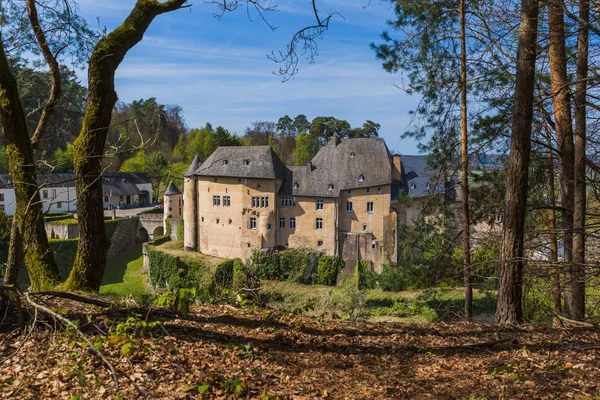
[177,220,185,241]
[43,212,73,222]
[147,247,185,289]
[316,255,344,286]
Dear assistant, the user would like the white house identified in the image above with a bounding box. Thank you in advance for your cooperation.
[0,172,153,216]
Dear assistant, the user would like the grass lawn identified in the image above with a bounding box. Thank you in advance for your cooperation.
[153,240,224,265]
[100,246,149,298]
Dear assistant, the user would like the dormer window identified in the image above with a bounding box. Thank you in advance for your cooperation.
[426,183,431,189]
[222,159,228,165]
[328,184,334,190]
[293,182,299,189]
[350,152,356,158]
[243,160,250,166]
[358,175,364,182]
[411,183,416,189]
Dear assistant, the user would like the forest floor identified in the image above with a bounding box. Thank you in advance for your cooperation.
[1,299,600,399]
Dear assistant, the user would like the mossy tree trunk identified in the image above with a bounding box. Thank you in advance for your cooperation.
[64,0,188,291]
[5,0,64,286]
[0,34,60,291]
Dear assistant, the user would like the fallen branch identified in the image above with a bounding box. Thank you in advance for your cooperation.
[23,292,119,390]
[31,291,112,308]
[556,314,596,328]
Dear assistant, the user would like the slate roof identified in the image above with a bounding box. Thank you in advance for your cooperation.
[279,138,393,197]
[164,181,182,196]
[400,155,447,198]
[193,146,289,180]
[0,172,149,196]
[185,155,202,177]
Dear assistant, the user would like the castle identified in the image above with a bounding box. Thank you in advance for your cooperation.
[164,137,414,272]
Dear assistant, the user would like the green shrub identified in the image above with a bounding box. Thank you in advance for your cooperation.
[232,258,246,290]
[165,218,172,236]
[354,260,376,290]
[251,250,282,280]
[147,247,184,289]
[332,276,367,320]
[378,265,406,292]
[279,249,308,283]
[213,260,234,288]
[316,255,343,286]
[177,220,185,241]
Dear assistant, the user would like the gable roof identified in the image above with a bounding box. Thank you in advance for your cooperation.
[279,138,393,197]
[400,155,447,198]
[194,146,288,180]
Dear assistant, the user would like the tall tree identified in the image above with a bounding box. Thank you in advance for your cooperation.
[571,0,589,321]
[64,0,190,291]
[547,0,577,320]
[496,0,540,324]
[459,0,472,321]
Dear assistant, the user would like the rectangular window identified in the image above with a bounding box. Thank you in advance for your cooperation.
[216,218,220,224]
[43,190,48,199]
[265,197,269,208]
[223,196,231,207]
[229,219,232,224]
[0,204,4,211]
[238,178,242,183]
[52,189,57,198]
[289,217,296,229]
[119,195,124,201]
[367,202,374,213]
[267,224,272,231]
[317,240,323,247]
[279,217,286,229]
[57,202,62,209]
[366,187,370,194]
[252,197,257,208]
[316,199,324,210]
[0,193,4,201]
[363,224,367,231]
[260,197,265,208]
[213,195,221,206]
[249,217,257,229]
[316,218,323,230]
[281,196,295,208]
[377,187,382,194]
[214,177,218,182]
[346,202,353,212]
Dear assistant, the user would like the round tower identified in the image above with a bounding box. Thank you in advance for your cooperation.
[183,155,201,251]
[163,181,183,220]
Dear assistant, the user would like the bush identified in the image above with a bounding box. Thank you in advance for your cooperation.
[279,249,308,283]
[378,265,406,292]
[177,220,185,241]
[213,259,234,288]
[332,276,367,320]
[232,258,246,291]
[354,260,376,290]
[251,250,282,280]
[317,255,343,286]
[165,218,172,236]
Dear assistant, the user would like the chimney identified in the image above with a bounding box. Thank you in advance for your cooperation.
[392,155,402,183]
[328,136,338,147]
[307,161,313,172]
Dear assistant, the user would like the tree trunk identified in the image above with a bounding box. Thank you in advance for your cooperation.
[545,145,561,321]
[496,0,539,324]
[5,0,64,286]
[571,0,589,321]
[460,0,472,321]
[547,0,577,320]
[0,36,60,291]
[64,0,188,291]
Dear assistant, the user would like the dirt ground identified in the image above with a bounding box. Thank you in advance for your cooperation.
[1,301,600,399]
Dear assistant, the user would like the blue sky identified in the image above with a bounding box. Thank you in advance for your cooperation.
[75,0,421,154]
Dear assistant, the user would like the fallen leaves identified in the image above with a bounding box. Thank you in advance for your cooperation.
[1,301,600,399]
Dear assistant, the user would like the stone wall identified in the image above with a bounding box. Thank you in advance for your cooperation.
[46,222,78,240]
[106,217,140,260]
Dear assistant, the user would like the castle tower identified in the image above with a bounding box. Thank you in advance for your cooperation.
[163,181,183,220]
[183,155,201,251]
